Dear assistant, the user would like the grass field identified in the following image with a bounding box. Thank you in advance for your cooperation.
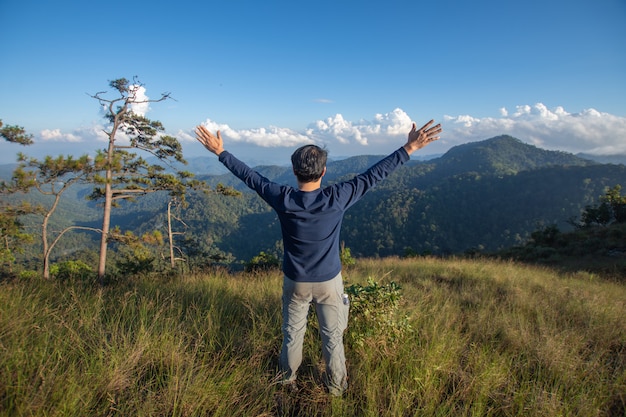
[1,257,624,416]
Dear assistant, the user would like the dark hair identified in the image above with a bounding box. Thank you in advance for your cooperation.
[291,144,328,183]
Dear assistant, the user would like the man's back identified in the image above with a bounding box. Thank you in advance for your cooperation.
[217,147,410,281]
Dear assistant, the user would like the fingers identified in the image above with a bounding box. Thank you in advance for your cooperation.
[412,120,441,137]
[419,120,442,135]
[418,119,434,133]
[194,125,225,155]
[194,125,207,141]
[195,125,212,137]
[194,125,217,143]
[421,121,442,141]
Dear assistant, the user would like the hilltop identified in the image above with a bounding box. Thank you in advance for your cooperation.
[431,135,595,177]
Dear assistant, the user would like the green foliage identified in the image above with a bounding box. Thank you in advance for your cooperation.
[0,204,34,270]
[1,118,98,278]
[339,242,355,267]
[1,121,35,271]
[108,229,165,277]
[498,221,626,279]
[215,183,242,197]
[502,184,626,276]
[530,223,561,246]
[50,260,93,281]
[18,270,40,280]
[115,246,156,277]
[345,277,411,347]
[176,234,233,271]
[0,119,33,145]
[89,77,210,279]
[6,153,98,279]
[580,184,626,226]
[245,250,280,272]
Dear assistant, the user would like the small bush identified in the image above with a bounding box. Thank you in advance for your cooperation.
[340,243,356,267]
[18,270,39,280]
[50,260,93,281]
[345,277,412,347]
[115,246,156,277]
[245,251,280,272]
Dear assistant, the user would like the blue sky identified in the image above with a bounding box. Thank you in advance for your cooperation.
[1,0,625,165]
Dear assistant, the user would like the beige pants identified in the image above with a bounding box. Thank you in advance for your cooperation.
[279,272,349,395]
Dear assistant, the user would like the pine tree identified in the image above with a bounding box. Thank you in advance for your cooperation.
[88,77,195,281]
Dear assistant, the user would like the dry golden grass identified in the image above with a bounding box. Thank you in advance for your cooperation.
[1,257,624,416]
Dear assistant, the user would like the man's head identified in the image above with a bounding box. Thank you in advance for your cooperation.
[291,144,328,183]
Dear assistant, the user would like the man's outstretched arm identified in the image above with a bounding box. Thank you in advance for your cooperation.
[403,120,442,155]
[195,125,225,156]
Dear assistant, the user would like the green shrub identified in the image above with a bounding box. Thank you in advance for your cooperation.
[115,246,156,277]
[345,277,411,347]
[18,270,39,280]
[340,243,356,267]
[530,224,561,246]
[245,251,280,272]
[50,260,93,280]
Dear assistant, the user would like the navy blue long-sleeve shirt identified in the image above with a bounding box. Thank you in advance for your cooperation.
[218,147,410,282]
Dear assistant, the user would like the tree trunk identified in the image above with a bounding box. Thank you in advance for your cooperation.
[42,212,50,279]
[97,127,117,282]
[97,180,112,282]
[168,200,175,268]
[42,191,63,280]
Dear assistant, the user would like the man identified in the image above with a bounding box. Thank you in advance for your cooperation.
[195,119,441,396]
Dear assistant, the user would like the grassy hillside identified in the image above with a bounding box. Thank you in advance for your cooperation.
[1,257,624,416]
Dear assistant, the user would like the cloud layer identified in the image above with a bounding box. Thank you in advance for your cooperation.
[443,103,626,155]
[36,103,626,157]
[305,108,413,147]
[196,119,311,148]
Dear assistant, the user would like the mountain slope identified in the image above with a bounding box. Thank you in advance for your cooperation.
[182,136,624,260]
[431,135,596,177]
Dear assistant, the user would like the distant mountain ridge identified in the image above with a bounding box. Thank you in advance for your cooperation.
[184,135,624,259]
[577,153,626,165]
[6,135,626,266]
[198,135,601,190]
[430,135,596,177]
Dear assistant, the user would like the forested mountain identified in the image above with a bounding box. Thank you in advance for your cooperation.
[5,136,626,266]
[150,136,624,262]
[430,135,595,177]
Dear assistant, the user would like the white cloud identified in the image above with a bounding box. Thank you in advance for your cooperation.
[38,124,109,144]
[443,103,626,155]
[129,85,150,116]
[191,109,414,151]
[199,119,312,147]
[95,84,151,119]
[40,128,81,142]
[307,114,364,145]
[305,108,413,147]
